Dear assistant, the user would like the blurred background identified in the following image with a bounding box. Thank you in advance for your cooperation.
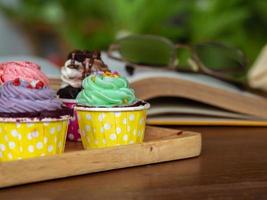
[0,0,267,74]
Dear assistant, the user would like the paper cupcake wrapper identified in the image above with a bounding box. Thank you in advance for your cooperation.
[75,103,149,149]
[0,119,69,162]
[61,99,81,142]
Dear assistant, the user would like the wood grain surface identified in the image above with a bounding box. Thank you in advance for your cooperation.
[1,126,267,199]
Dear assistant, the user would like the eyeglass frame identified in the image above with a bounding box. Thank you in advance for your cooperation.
[107,38,248,87]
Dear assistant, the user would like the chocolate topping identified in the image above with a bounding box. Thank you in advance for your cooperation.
[67,50,108,78]
[67,50,92,62]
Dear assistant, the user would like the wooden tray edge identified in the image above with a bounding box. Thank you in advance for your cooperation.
[0,131,201,188]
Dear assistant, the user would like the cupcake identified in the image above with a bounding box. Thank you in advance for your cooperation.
[57,50,108,141]
[0,79,71,162]
[75,71,150,149]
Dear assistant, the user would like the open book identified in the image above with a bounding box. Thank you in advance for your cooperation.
[37,52,267,127]
[128,69,267,126]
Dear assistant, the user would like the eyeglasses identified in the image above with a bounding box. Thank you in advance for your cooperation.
[107,34,248,87]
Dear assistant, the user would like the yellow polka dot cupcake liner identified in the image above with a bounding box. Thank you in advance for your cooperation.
[0,118,69,162]
[75,103,150,149]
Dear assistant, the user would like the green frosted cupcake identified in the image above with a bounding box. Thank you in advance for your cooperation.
[74,71,149,149]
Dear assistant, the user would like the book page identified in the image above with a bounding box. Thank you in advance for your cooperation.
[147,116,267,126]
[127,67,264,99]
[128,68,240,93]
[148,97,258,120]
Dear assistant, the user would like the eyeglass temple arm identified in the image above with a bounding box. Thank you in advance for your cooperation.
[107,44,125,62]
[175,44,225,75]
[175,43,248,86]
[107,43,163,70]
[107,44,145,70]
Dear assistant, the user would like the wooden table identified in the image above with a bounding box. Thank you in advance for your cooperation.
[1,126,267,199]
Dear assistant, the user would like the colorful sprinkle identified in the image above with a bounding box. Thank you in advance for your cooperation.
[91,76,96,82]
[12,78,20,86]
[35,81,44,89]
[103,71,120,78]
[123,99,128,104]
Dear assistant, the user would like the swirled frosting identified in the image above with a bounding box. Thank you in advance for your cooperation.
[0,61,49,85]
[76,72,137,107]
[0,80,62,113]
[60,59,84,88]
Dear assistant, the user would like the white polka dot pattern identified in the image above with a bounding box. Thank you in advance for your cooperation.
[0,119,68,162]
[28,145,34,153]
[36,142,43,149]
[8,141,16,149]
[11,130,18,137]
[123,134,128,141]
[86,114,92,120]
[110,133,117,140]
[116,127,121,134]
[76,109,147,149]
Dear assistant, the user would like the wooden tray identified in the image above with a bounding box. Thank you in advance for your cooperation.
[0,126,201,188]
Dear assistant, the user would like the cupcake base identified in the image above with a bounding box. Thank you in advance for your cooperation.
[75,102,150,149]
[0,117,69,162]
[61,99,81,142]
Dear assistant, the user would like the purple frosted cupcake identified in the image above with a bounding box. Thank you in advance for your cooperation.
[0,79,71,162]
